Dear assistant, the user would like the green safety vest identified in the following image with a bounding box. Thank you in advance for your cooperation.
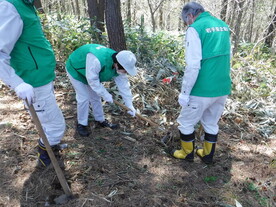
[7,0,56,87]
[189,12,231,97]
[66,44,118,84]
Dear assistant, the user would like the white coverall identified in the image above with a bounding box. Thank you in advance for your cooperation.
[0,1,65,146]
[178,27,227,135]
[67,53,135,126]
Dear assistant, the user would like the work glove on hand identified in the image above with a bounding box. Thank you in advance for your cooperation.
[178,93,190,107]
[127,107,136,117]
[103,93,113,103]
[14,82,34,104]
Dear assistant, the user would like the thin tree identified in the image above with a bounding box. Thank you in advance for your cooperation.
[147,0,166,32]
[232,0,246,55]
[220,0,228,22]
[105,0,127,51]
[75,0,81,19]
[265,6,276,47]
[126,0,132,27]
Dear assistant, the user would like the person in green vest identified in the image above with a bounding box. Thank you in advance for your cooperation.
[171,2,231,164]
[0,0,65,167]
[66,44,137,137]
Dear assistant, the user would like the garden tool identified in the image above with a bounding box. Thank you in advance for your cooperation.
[196,132,217,164]
[114,100,160,127]
[26,100,73,203]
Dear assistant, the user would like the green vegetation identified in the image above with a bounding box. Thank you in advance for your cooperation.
[43,14,275,139]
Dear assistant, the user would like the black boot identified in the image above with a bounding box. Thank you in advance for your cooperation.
[76,124,90,137]
[37,141,51,167]
[196,132,217,164]
[95,119,119,129]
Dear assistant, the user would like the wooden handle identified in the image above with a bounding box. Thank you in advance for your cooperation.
[26,101,72,196]
[113,100,160,127]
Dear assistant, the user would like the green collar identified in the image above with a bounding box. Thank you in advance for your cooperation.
[194,11,211,22]
[23,0,34,5]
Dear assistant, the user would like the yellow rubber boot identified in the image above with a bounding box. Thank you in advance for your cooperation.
[172,140,194,161]
[171,131,195,162]
[196,132,217,164]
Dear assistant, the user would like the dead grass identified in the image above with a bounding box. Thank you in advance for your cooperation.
[0,67,275,207]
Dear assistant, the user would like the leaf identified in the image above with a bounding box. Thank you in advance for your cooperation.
[203,176,217,182]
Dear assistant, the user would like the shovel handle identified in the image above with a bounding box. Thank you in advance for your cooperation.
[113,100,159,127]
[26,100,72,196]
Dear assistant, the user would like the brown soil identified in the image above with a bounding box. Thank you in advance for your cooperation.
[0,70,275,207]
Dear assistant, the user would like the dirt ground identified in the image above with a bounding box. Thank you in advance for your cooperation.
[0,69,275,207]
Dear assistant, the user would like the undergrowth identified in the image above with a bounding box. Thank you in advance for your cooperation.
[43,14,275,139]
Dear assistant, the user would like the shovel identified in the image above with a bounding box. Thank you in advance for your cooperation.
[26,100,73,203]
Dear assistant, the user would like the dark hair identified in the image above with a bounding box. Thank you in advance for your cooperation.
[112,53,124,70]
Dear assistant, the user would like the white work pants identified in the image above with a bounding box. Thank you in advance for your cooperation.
[26,82,65,146]
[67,73,105,126]
[177,95,227,135]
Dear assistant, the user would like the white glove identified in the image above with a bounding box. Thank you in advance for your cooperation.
[103,93,113,103]
[127,107,136,117]
[14,82,34,104]
[178,93,189,107]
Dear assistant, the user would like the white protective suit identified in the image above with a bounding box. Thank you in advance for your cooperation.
[0,1,65,146]
[177,27,227,135]
[67,53,135,126]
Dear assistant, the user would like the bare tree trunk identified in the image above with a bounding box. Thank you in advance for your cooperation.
[59,0,65,13]
[167,13,170,31]
[220,0,228,22]
[105,0,126,51]
[34,0,44,13]
[71,0,76,15]
[133,0,137,25]
[228,0,236,29]
[159,3,164,30]
[233,0,245,55]
[75,0,81,19]
[265,6,276,47]
[246,0,255,42]
[87,0,105,39]
[147,0,156,32]
[146,0,166,32]
[126,0,131,26]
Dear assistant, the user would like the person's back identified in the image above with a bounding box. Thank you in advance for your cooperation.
[171,2,231,164]
[66,44,118,84]
[189,11,231,97]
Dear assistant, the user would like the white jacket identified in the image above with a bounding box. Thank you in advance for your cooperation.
[0,1,24,89]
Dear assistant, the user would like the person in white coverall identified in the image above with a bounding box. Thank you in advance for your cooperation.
[171,2,231,164]
[0,0,65,167]
[66,44,137,137]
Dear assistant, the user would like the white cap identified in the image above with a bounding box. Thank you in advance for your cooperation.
[116,50,137,76]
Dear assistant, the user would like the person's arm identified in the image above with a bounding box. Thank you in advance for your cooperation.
[0,1,34,104]
[114,75,136,116]
[179,27,202,106]
[0,1,24,89]
[85,53,113,102]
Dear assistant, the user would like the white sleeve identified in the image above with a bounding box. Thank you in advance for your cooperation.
[114,74,134,109]
[85,53,111,99]
[181,27,202,95]
[0,1,24,89]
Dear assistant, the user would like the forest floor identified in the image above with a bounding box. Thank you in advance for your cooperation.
[0,68,275,207]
